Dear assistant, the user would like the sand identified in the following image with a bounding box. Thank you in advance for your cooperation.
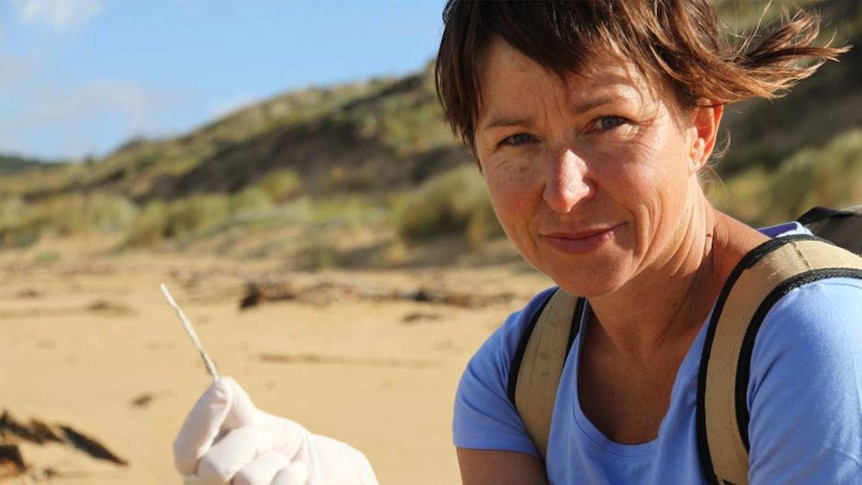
[0,237,552,484]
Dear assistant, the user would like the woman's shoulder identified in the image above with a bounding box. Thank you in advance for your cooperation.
[453,287,561,455]
[750,276,862,385]
[758,275,862,340]
[749,218,862,346]
[746,276,862,481]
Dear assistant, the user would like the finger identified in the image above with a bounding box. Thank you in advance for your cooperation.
[272,461,309,485]
[231,450,290,485]
[174,377,235,475]
[220,380,307,457]
[221,377,265,430]
[197,426,273,483]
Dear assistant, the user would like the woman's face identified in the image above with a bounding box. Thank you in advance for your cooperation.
[474,38,714,297]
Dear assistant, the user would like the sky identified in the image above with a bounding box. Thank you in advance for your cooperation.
[0,0,447,161]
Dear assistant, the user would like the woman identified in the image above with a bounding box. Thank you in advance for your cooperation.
[440,1,862,483]
[173,1,862,484]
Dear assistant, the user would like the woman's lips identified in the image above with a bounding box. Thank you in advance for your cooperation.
[541,225,620,254]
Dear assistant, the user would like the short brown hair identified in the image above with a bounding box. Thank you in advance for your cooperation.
[435,0,848,153]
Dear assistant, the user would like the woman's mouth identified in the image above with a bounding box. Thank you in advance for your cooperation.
[541,225,620,254]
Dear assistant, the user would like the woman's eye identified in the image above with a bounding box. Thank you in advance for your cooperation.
[500,133,535,146]
[595,116,627,131]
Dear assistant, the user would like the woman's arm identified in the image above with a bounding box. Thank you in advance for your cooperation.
[453,290,559,483]
[748,279,862,484]
[457,448,549,485]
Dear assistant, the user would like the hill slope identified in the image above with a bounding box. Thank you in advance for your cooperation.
[0,0,859,259]
[0,154,57,174]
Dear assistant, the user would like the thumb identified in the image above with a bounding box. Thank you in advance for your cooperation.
[174,376,258,475]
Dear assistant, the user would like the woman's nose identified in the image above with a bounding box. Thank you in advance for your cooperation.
[542,148,594,213]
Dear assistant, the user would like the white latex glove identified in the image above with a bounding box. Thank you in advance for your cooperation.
[174,377,378,485]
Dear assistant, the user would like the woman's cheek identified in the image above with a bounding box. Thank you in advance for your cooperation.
[496,183,542,256]
[486,159,533,203]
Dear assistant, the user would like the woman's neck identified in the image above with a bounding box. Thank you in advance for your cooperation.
[585,200,740,364]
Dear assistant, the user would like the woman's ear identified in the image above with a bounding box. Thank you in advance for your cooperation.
[689,103,723,173]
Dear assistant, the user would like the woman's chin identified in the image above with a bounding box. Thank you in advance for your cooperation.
[538,257,631,298]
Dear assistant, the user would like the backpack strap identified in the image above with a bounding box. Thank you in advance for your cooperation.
[697,235,862,485]
[507,289,583,461]
[508,207,862,476]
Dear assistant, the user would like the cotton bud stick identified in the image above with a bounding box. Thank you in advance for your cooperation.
[160,283,219,380]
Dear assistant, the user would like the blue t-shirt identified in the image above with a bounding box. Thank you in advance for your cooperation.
[453,223,862,483]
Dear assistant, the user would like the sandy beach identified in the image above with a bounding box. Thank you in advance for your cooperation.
[0,236,552,484]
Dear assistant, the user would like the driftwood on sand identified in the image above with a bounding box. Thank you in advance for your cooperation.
[239,279,520,310]
[0,410,128,480]
[0,444,26,480]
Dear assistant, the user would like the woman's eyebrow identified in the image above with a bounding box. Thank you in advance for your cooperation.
[569,92,636,115]
[479,115,534,131]
[480,92,638,131]
[569,96,617,115]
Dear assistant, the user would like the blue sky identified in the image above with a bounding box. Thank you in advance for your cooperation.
[0,0,446,161]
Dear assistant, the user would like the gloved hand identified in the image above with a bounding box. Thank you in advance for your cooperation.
[174,377,378,485]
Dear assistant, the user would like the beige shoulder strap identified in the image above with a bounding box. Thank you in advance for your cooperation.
[513,289,580,461]
[704,238,862,485]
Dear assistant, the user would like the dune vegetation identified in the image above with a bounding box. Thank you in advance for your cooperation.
[1,0,860,267]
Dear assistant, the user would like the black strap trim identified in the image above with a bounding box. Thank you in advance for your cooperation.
[569,298,585,356]
[734,267,862,450]
[696,234,817,485]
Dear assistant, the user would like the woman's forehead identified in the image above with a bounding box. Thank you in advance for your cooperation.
[479,36,632,77]
[476,38,656,115]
